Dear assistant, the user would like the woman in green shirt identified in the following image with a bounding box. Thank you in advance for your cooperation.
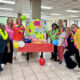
[48,23,59,61]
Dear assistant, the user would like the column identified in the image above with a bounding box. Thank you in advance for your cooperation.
[30,0,41,19]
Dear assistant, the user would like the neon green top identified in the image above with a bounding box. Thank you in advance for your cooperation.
[48,29,59,41]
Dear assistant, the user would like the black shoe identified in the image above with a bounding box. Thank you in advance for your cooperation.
[59,61,62,64]
[56,59,60,62]
[54,59,57,61]
[0,68,3,72]
[50,57,53,60]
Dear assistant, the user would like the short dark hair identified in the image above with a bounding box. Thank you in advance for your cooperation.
[71,24,78,28]
[52,23,59,28]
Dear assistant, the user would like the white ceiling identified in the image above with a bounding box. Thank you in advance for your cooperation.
[0,0,80,20]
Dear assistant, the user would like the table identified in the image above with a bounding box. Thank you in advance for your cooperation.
[18,43,54,62]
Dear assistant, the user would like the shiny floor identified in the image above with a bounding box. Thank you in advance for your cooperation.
[0,52,80,80]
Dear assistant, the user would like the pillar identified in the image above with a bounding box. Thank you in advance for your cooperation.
[30,0,41,19]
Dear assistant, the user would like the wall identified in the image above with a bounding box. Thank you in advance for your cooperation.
[46,17,80,31]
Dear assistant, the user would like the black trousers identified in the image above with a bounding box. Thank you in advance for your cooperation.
[0,53,3,69]
[64,49,80,69]
[51,45,57,60]
[2,40,13,64]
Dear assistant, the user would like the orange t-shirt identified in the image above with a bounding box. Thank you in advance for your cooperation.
[13,24,25,41]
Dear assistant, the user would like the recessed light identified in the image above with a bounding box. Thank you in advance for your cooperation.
[41,6,53,9]
[66,10,79,13]
[0,0,15,5]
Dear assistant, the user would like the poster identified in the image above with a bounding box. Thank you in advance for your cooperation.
[25,19,48,42]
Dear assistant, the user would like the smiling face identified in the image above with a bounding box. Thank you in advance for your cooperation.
[16,18,22,25]
[7,18,13,26]
[52,25,57,30]
[71,24,78,31]
[59,25,64,32]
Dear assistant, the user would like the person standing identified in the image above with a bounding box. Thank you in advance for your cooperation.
[13,18,25,60]
[0,23,10,71]
[57,25,66,64]
[4,17,14,64]
[48,23,59,61]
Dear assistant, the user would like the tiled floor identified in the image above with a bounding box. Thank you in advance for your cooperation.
[0,52,80,80]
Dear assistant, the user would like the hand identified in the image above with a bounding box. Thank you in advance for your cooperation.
[60,44,63,46]
[8,48,10,53]
[65,49,68,52]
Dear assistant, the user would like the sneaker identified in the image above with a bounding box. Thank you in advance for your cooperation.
[73,66,80,72]
[1,64,5,69]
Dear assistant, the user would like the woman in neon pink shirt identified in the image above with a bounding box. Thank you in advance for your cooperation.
[3,17,14,64]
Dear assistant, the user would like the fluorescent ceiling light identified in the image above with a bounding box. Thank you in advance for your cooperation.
[0,0,15,4]
[0,7,13,11]
[66,10,79,13]
[70,15,78,17]
[41,6,53,9]
[51,13,60,16]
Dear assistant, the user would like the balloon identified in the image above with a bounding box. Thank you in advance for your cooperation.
[52,39,58,46]
[13,42,19,48]
[44,20,46,24]
[18,41,25,47]
[24,39,31,43]
[20,15,26,20]
[39,58,45,65]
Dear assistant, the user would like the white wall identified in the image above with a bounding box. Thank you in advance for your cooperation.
[46,17,80,30]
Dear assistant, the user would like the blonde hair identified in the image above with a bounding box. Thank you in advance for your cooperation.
[66,27,72,32]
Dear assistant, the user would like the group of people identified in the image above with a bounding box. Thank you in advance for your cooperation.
[0,18,80,72]
[0,17,25,72]
[48,19,80,70]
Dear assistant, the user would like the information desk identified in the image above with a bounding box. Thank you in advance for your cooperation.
[18,43,54,62]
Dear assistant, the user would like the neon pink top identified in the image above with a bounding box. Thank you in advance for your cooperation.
[5,25,14,40]
[65,34,70,46]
